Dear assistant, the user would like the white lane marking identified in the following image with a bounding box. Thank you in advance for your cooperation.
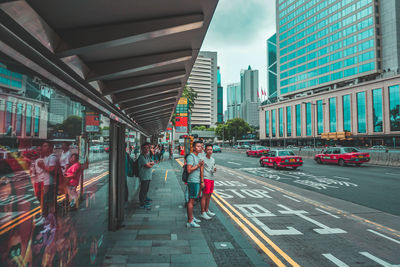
[385,173,398,176]
[322,253,349,267]
[247,180,257,184]
[367,229,400,244]
[359,252,400,267]
[282,195,301,202]
[228,161,241,166]
[333,176,350,180]
[316,208,340,219]
[262,186,275,192]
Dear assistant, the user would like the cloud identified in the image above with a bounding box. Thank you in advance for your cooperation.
[201,0,276,111]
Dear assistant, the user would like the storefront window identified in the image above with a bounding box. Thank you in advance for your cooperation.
[317,100,324,134]
[389,85,400,131]
[271,109,276,137]
[372,89,383,132]
[0,59,111,266]
[296,104,301,136]
[357,92,367,133]
[342,95,351,132]
[286,106,292,137]
[306,102,312,136]
[329,97,337,132]
[279,108,284,137]
[265,110,270,137]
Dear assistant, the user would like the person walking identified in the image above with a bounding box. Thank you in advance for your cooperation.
[200,144,216,220]
[138,143,155,209]
[64,153,81,208]
[186,141,204,228]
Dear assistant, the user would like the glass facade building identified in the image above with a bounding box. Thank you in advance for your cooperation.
[296,104,301,136]
[267,34,278,101]
[277,0,378,95]
[279,108,284,136]
[266,110,270,137]
[329,97,337,132]
[389,85,400,131]
[357,91,367,133]
[286,106,292,136]
[271,109,276,137]
[306,102,312,136]
[342,94,352,132]
[317,100,324,134]
[372,89,383,132]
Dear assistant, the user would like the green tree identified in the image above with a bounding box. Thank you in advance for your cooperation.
[215,118,252,142]
[54,116,82,138]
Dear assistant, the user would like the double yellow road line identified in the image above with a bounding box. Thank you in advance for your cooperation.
[175,158,299,266]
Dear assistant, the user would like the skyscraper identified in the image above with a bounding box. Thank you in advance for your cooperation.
[188,51,217,127]
[240,66,260,127]
[227,83,241,120]
[267,33,277,102]
[259,0,400,147]
[217,67,224,123]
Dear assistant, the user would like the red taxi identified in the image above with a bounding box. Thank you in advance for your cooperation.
[260,150,303,170]
[314,147,370,166]
[246,145,269,157]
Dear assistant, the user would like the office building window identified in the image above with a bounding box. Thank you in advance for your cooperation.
[389,85,400,131]
[279,108,284,137]
[372,89,383,132]
[286,106,292,137]
[34,106,40,136]
[317,100,324,134]
[306,103,312,136]
[342,95,351,132]
[26,104,32,136]
[265,110,270,137]
[16,103,23,136]
[296,104,301,136]
[357,92,367,133]
[271,109,276,137]
[329,97,337,132]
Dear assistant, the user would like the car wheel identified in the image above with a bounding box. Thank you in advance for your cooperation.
[355,163,361,167]
[316,158,322,164]
[292,167,297,170]
[273,162,279,170]
[246,153,249,157]
[259,160,264,167]
[338,159,346,167]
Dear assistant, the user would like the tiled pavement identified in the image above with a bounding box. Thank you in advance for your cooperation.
[103,157,267,267]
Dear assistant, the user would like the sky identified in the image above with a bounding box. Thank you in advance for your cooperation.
[201,0,277,111]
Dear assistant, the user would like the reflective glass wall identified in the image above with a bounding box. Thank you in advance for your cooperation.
[372,89,383,132]
[271,109,276,137]
[295,104,301,136]
[342,94,351,132]
[357,92,367,133]
[329,97,337,132]
[286,106,292,137]
[279,108,283,137]
[317,100,324,134]
[0,58,110,265]
[265,110,270,137]
[305,102,312,136]
[389,85,400,131]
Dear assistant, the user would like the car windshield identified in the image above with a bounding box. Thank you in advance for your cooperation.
[342,147,359,153]
[278,150,295,156]
[258,146,266,150]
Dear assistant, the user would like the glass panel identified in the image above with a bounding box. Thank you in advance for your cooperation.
[306,103,312,136]
[329,97,337,132]
[296,104,301,136]
[286,106,292,137]
[372,89,383,132]
[265,110,270,137]
[271,109,276,137]
[389,85,400,131]
[317,100,324,134]
[357,91,367,133]
[342,95,352,132]
[0,59,111,265]
[279,108,284,137]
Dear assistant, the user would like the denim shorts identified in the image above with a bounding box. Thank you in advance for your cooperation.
[187,182,200,199]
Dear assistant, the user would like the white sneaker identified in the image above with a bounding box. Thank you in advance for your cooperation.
[186,221,200,228]
[193,217,201,223]
[200,212,212,220]
[206,210,215,217]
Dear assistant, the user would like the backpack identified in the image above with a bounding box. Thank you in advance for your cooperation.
[132,158,139,177]
[182,163,189,183]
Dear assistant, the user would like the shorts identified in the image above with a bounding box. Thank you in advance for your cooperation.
[203,179,214,194]
[187,182,200,199]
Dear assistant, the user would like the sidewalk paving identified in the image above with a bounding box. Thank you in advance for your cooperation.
[103,157,267,267]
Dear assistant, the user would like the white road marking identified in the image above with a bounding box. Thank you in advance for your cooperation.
[228,161,241,166]
[247,180,257,184]
[359,252,400,266]
[333,176,350,180]
[367,229,400,244]
[278,205,347,234]
[316,208,340,219]
[322,253,349,267]
[385,173,398,176]
[262,186,275,192]
[282,195,301,202]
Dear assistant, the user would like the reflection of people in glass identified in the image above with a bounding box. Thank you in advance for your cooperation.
[37,142,57,217]
[59,142,71,174]
[30,147,45,221]
[64,153,81,208]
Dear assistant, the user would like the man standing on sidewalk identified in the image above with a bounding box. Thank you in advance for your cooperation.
[200,143,216,220]
[138,142,155,209]
[186,141,204,228]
